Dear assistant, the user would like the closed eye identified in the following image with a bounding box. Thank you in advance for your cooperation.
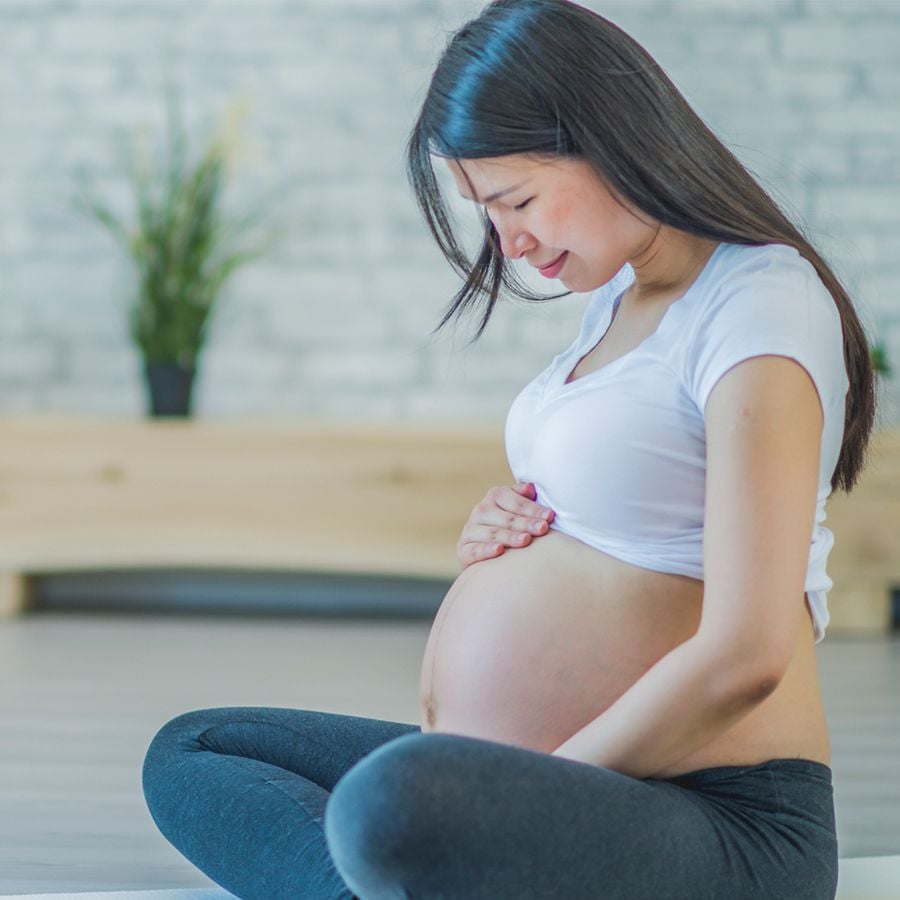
[477,198,532,220]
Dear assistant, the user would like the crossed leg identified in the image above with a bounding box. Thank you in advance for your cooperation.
[325,731,836,900]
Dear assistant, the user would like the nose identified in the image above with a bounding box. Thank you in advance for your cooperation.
[493,220,536,260]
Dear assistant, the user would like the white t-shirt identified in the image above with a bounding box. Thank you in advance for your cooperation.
[504,241,850,643]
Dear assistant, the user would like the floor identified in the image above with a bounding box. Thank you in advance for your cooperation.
[0,609,898,894]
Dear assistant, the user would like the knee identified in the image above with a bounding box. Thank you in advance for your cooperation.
[324,732,455,888]
[143,707,213,764]
[141,708,222,816]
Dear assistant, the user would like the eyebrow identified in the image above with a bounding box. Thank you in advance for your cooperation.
[458,180,529,204]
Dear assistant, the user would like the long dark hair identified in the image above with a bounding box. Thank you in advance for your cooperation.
[405,0,875,494]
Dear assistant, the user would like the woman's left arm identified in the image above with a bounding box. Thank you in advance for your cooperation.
[552,354,825,778]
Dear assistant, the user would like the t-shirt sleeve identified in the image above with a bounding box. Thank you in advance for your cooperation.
[685,249,847,419]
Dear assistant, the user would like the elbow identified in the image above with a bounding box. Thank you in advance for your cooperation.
[711,665,783,717]
[742,671,782,704]
[698,639,787,711]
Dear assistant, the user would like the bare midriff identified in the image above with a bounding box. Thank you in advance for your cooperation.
[418,528,830,778]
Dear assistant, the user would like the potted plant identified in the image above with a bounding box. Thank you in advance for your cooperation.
[75,83,282,416]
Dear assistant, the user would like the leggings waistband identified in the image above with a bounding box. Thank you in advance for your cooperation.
[659,757,832,785]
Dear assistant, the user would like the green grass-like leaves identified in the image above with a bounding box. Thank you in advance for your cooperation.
[76,83,277,367]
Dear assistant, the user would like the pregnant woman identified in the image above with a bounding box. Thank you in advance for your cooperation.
[142,1,876,898]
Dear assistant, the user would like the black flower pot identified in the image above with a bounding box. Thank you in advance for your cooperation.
[144,362,196,417]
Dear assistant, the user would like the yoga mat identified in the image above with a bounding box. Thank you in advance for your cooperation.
[5,855,900,899]
[0,890,236,899]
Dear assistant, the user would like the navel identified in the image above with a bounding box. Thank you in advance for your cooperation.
[423,694,437,729]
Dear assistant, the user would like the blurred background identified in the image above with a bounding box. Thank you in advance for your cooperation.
[0,0,899,895]
[1,0,897,421]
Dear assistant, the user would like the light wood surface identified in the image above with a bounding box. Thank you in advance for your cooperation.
[0,415,512,584]
[0,417,897,633]
[823,429,900,634]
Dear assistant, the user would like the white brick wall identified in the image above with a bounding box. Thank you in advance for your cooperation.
[0,0,897,424]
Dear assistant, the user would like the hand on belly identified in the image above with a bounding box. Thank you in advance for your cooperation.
[418,530,703,754]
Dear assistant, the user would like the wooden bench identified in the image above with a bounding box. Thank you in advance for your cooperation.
[0,418,511,616]
[0,418,897,633]
[824,428,900,633]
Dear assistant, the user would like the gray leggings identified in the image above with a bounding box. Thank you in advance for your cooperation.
[141,706,838,899]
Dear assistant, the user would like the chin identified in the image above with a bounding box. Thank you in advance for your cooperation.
[561,272,589,292]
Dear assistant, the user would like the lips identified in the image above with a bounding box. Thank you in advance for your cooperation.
[537,251,566,271]
[536,251,568,278]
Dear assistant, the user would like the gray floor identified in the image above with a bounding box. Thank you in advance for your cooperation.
[0,609,898,895]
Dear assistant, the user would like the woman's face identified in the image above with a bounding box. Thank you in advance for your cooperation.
[445,154,653,293]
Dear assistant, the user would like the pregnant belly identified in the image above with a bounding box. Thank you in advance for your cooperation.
[419,529,705,754]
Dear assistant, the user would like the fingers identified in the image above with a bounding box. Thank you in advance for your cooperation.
[509,482,556,525]
[516,480,535,498]
[468,518,549,545]
[456,481,556,570]
[457,539,505,570]
[478,488,554,534]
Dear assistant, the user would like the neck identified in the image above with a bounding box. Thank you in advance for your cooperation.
[628,230,720,302]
